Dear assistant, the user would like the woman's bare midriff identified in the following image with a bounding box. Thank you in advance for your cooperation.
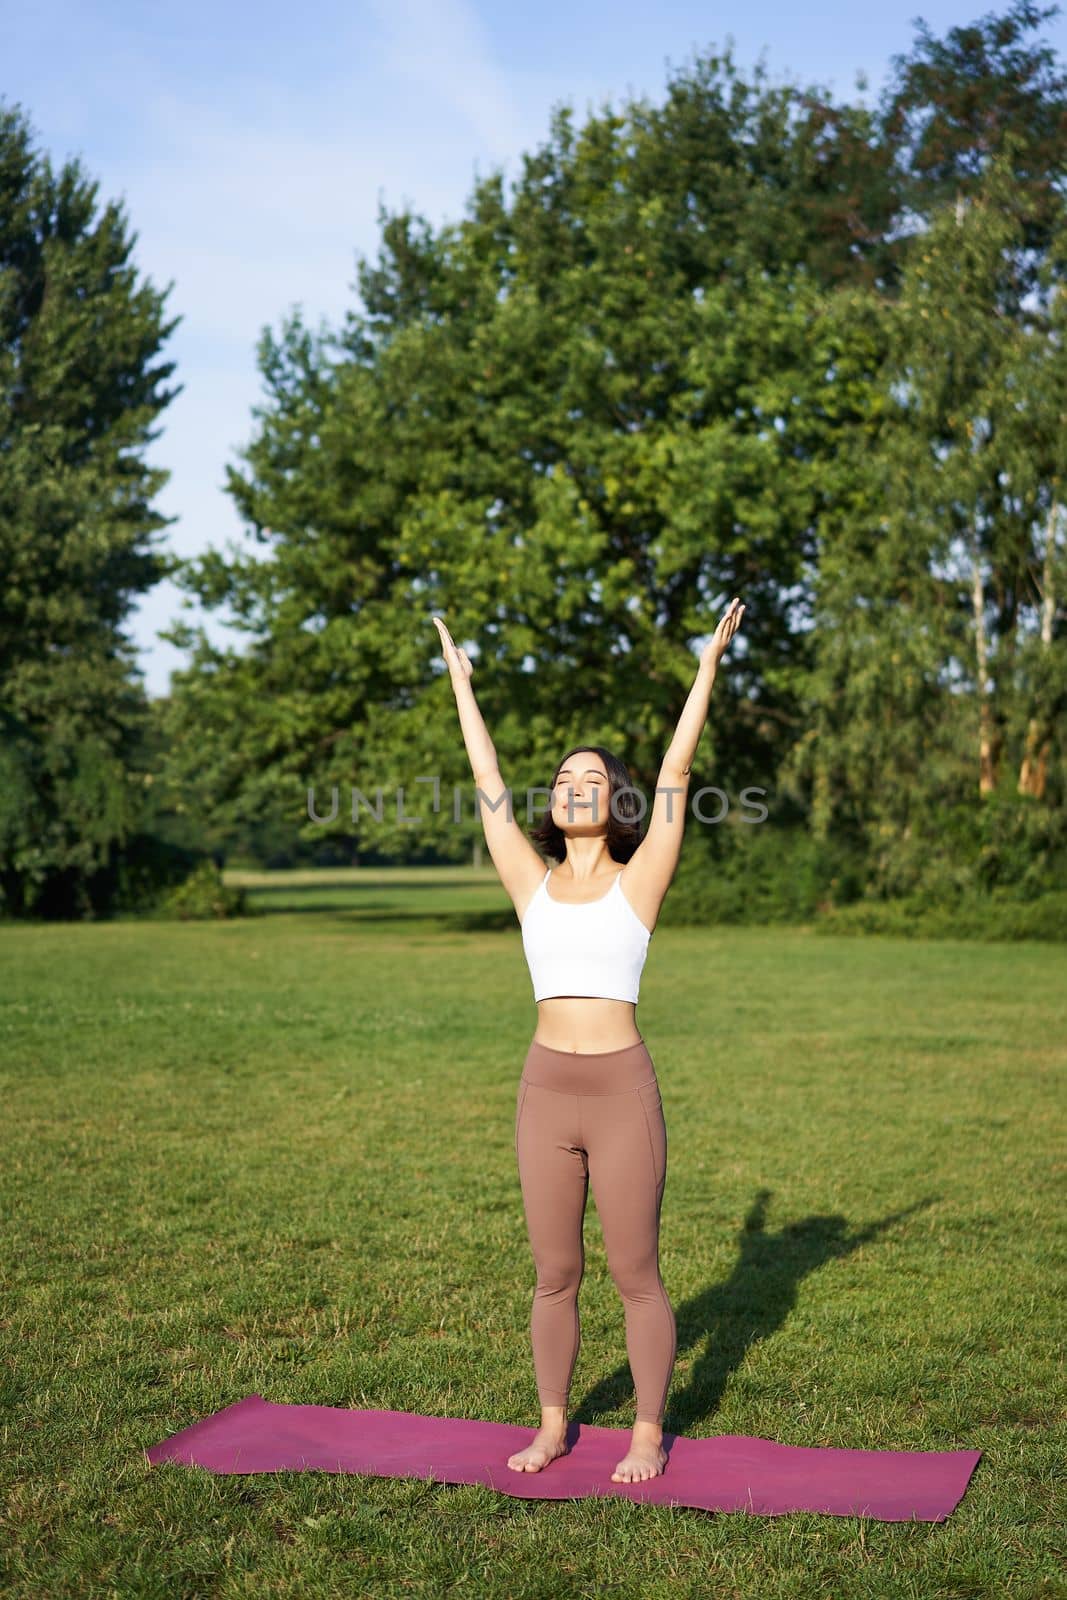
[532,996,643,1055]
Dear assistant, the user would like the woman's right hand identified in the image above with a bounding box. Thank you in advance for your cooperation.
[432,616,473,686]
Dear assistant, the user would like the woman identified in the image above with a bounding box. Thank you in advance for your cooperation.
[432,599,745,1483]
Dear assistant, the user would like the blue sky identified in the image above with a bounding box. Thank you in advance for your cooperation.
[7,0,1066,696]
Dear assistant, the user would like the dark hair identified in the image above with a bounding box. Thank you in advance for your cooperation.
[528,744,646,864]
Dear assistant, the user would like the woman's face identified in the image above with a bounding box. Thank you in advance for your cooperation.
[551,752,610,829]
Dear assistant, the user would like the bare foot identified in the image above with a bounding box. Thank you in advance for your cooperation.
[610,1440,668,1483]
[506,1426,570,1472]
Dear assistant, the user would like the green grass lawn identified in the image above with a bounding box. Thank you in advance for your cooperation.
[2,868,1064,1598]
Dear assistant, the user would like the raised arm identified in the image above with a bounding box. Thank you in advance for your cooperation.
[662,597,744,777]
[432,616,494,781]
[624,598,745,932]
[432,615,545,917]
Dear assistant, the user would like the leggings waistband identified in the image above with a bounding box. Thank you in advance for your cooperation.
[522,1037,656,1095]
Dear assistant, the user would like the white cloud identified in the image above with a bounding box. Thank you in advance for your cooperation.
[363,0,532,157]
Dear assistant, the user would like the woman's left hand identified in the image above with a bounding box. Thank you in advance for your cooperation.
[700,597,745,671]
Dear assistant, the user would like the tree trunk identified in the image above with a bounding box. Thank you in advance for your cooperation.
[472,839,483,869]
[972,542,1000,793]
[1018,500,1058,799]
[956,191,1001,795]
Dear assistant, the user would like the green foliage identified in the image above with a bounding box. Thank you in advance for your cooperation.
[655,809,868,927]
[95,831,204,915]
[159,15,1067,921]
[860,789,1067,905]
[0,666,150,917]
[655,802,1067,938]
[881,0,1067,263]
[159,860,248,921]
[814,887,1067,941]
[162,44,909,863]
[0,103,180,918]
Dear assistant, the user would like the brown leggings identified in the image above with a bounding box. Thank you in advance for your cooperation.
[514,1037,677,1425]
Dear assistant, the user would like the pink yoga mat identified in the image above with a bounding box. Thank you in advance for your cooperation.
[145,1395,982,1521]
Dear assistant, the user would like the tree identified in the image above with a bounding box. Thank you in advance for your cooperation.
[166,17,1067,907]
[895,157,1040,796]
[166,46,899,857]
[0,103,181,916]
[1015,211,1067,797]
[781,163,1067,898]
[881,1,1067,258]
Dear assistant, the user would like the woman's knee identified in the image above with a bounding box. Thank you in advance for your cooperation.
[533,1249,585,1294]
[606,1246,661,1297]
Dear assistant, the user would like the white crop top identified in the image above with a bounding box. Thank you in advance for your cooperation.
[520,865,652,1004]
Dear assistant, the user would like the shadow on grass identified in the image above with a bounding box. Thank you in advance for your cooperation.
[570,1188,940,1440]
[241,886,518,932]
